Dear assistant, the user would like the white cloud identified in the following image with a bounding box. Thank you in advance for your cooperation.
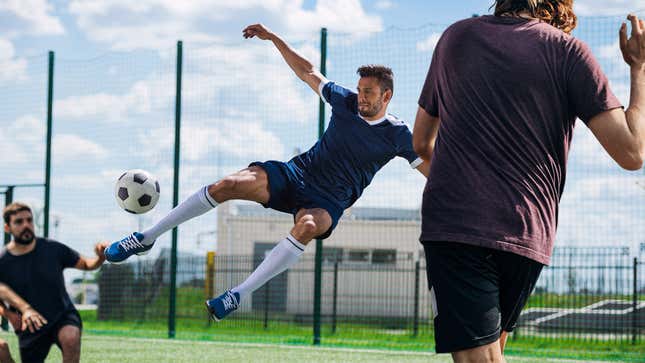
[354,159,426,209]
[284,0,382,35]
[53,41,318,128]
[55,81,155,121]
[0,0,64,35]
[598,41,620,60]
[574,1,643,16]
[0,38,27,82]
[0,114,45,165]
[53,134,109,162]
[374,0,393,10]
[566,175,644,201]
[416,33,442,52]
[68,0,382,51]
[139,121,286,163]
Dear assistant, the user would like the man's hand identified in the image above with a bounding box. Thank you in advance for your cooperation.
[2,308,22,333]
[94,241,109,260]
[14,307,47,333]
[620,15,645,69]
[243,24,274,41]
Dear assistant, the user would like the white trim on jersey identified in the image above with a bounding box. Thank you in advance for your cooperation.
[360,114,388,126]
[410,157,424,169]
[318,80,329,101]
[385,114,405,126]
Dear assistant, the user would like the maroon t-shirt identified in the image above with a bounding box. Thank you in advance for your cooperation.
[418,15,622,265]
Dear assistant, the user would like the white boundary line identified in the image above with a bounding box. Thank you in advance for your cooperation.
[0,331,621,362]
[79,334,611,362]
[521,299,645,326]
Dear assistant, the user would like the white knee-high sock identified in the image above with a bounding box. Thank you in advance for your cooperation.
[140,185,218,245]
[231,234,305,301]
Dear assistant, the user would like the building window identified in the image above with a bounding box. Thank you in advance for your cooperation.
[372,249,396,265]
[347,250,370,263]
[322,247,343,264]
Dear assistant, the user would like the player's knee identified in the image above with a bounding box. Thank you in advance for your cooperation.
[293,215,317,240]
[58,328,81,350]
[0,339,8,350]
[299,215,317,232]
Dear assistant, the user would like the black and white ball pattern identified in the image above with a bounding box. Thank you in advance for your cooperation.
[115,169,160,214]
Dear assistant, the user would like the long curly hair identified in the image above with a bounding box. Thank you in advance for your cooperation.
[492,0,577,34]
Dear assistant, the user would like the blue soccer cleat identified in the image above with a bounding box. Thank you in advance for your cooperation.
[105,232,154,263]
[205,290,240,321]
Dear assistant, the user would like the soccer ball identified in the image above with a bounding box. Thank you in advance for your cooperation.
[115,169,160,214]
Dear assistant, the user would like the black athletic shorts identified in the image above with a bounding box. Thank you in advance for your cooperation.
[19,310,82,363]
[422,241,543,353]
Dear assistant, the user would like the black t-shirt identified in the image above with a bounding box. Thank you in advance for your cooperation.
[0,238,80,339]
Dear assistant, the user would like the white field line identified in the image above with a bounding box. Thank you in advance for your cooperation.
[78,334,606,362]
[521,299,645,325]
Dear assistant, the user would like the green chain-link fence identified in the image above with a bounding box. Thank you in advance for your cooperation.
[0,13,643,357]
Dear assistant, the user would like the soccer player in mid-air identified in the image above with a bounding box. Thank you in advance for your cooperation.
[105,23,429,320]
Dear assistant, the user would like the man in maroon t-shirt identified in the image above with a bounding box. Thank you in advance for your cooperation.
[413,1,644,361]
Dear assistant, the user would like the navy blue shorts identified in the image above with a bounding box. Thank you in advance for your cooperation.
[249,160,343,239]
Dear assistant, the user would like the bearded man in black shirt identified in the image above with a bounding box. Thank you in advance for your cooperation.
[1,202,109,363]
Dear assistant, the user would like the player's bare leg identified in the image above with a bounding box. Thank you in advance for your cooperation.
[0,339,15,363]
[207,166,270,204]
[58,325,81,363]
[499,331,509,353]
[206,208,331,321]
[451,339,506,363]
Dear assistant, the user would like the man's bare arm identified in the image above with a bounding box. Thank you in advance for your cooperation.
[243,24,328,96]
[416,160,430,177]
[0,283,47,332]
[75,241,108,271]
[412,106,441,164]
[587,15,645,170]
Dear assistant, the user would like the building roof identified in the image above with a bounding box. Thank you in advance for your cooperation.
[230,203,421,221]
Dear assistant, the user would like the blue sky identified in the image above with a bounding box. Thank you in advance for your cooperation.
[1,0,644,260]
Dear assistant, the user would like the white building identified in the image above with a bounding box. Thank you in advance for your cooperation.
[215,202,431,319]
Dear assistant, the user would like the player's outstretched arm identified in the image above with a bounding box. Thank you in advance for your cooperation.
[415,160,430,177]
[75,241,109,271]
[413,106,440,167]
[243,23,328,95]
[588,14,645,170]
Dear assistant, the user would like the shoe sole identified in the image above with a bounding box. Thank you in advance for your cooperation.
[106,248,150,264]
[205,301,221,322]
[135,241,155,256]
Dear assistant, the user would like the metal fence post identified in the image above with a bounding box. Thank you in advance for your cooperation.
[168,40,183,339]
[633,257,638,345]
[44,51,54,238]
[1,186,13,331]
[313,27,327,346]
[3,187,13,246]
[332,261,338,334]
[264,281,270,329]
[413,260,420,337]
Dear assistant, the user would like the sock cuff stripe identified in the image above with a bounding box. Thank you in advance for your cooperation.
[286,236,304,251]
[202,186,217,208]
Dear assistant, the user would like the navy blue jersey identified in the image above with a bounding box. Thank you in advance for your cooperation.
[288,81,421,209]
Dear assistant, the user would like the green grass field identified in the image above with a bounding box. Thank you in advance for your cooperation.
[0,333,636,363]
[75,309,644,362]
